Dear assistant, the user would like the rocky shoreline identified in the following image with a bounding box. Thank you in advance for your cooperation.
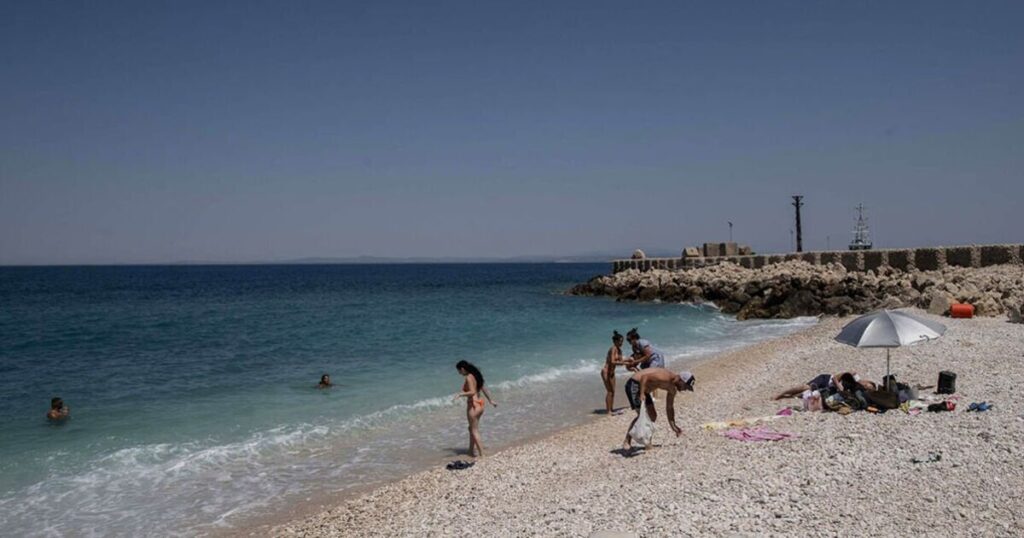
[570,261,1024,321]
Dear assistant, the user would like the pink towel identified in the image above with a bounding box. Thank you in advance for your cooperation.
[722,426,797,442]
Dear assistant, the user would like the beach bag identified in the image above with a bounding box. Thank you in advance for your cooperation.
[629,402,655,447]
[937,371,957,394]
[865,388,899,410]
[824,393,845,411]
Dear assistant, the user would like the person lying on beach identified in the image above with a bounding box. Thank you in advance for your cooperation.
[625,328,665,370]
[623,368,694,451]
[317,374,332,389]
[47,397,69,421]
[453,360,497,458]
[772,371,875,400]
[601,330,631,416]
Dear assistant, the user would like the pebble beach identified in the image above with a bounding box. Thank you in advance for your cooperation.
[271,311,1024,537]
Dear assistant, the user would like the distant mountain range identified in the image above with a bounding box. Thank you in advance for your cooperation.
[160,249,683,265]
[267,250,681,265]
[4,250,684,266]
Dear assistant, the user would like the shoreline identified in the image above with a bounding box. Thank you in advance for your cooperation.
[266,311,1024,536]
[227,317,818,536]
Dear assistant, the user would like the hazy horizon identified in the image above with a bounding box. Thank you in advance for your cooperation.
[2,1,1022,265]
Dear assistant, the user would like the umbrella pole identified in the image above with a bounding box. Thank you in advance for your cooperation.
[886,348,891,382]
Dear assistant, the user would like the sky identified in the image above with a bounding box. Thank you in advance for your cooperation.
[1,1,1022,264]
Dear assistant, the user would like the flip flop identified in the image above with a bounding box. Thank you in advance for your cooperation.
[911,452,941,464]
[446,460,475,471]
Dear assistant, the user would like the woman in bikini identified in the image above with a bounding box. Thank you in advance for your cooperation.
[600,330,630,415]
[453,360,497,457]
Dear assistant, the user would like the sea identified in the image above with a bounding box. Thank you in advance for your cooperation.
[0,264,816,536]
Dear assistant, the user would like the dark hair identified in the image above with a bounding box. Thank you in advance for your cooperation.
[455,360,485,388]
[320,374,330,384]
[612,330,623,343]
[838,373,858,393]
[626,328,640,340]
[51,397,63,409]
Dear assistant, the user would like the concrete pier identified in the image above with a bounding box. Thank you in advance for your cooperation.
[611,244,1023,274]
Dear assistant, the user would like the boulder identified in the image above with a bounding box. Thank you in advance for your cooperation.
[1009,304,1023,324]
[974,295,1003,317]
[927,291,953,316]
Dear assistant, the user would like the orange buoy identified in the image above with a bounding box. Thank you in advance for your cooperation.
[950,303,974,318]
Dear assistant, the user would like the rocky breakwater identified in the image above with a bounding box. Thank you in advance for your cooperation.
[570,261,1024,321]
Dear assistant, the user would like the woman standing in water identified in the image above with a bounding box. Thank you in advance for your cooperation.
[453,360,497,457]
[600,331,630,415]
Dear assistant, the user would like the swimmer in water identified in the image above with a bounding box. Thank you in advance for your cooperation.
[317,374,332,389]
[47,397,70,421]
[600,330,630,416]
[452,360,497,458]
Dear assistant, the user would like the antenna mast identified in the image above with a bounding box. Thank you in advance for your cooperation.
[849,203,873,250]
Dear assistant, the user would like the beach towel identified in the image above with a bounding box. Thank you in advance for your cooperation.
[721,426,796,442]
[700,415,783,431]
[629,401,655,447]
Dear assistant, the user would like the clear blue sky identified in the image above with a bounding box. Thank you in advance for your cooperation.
[1,1,1021,264]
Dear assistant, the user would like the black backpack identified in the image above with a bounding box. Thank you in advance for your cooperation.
[937,371,957,394]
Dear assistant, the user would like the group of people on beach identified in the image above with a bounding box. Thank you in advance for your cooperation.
[444,328,694,459]
[601,328,695,451]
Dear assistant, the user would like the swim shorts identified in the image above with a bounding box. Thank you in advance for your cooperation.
[625,378,655,411]
[808,374,832,391]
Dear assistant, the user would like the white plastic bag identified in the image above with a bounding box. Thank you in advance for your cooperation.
[629,401,655,447]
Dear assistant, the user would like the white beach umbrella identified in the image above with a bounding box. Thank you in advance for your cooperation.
[835,309,946,380]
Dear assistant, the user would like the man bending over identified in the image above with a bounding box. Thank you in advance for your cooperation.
[623,367,694,451]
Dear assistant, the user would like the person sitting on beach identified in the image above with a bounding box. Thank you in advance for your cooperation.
[623,368,694,451]
[453,360,497,458]
[624,328,665,370]
[600,330,631,416]
[772,371,874,400]
[317,374,332,389]
[47,397,69,421]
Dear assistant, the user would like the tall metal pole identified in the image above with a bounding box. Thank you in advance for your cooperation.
[791,195,804,252]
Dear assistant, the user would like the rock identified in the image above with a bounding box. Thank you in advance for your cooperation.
[1009,304,1023,324]
[568,260,1024,320]
[927,291,953,316]
[975,295,1003,317]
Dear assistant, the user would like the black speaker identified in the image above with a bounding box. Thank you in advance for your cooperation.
[937,371,957,394]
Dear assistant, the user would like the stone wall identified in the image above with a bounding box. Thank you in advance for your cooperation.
[610,244,1024,273]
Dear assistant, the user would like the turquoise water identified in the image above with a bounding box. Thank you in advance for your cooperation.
[0,264,815,536]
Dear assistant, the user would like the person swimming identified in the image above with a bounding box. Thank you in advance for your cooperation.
[47,397,69,421]
[452,360,497,458]
[600,330,630,416]
[317,374,332,389]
